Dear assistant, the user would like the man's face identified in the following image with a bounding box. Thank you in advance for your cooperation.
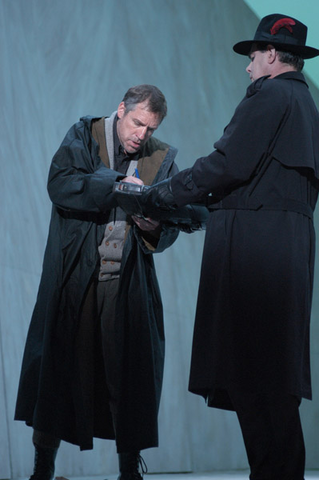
[117,101,161,154]
[246,47,270,82]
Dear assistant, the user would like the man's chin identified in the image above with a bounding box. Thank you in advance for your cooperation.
[126,144,141,154]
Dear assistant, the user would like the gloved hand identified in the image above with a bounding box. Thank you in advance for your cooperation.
[141,178,178,214]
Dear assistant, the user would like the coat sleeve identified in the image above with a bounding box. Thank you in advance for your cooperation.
[47,121,123,213]
[171,78,288,207]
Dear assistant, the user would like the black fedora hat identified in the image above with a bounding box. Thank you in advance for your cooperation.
[233,13,319,59]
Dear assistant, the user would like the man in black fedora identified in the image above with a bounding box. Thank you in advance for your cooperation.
[132,13,319,480]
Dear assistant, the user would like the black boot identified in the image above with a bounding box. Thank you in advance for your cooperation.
[118,452,148,480]
[29,444,58,480]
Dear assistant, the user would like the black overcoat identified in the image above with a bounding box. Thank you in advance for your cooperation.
[15,116,179,451]
[171,72,319,409]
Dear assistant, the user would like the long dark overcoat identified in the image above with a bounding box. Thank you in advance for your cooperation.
[171,72,319,409]
[15,116,179,451]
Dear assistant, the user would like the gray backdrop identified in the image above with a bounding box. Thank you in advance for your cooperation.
[1,0,319,478]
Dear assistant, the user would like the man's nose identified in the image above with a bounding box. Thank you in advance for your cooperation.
[137,126,147,140]
[246,62,252,73]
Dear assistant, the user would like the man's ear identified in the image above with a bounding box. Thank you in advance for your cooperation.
[267,45,276,64]
[117,102,126,119]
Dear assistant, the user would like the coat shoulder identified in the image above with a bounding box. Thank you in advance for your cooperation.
[246,75,290,104]
[144,136,171,155]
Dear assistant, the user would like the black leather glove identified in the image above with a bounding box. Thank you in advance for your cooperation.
[141,178,178,214]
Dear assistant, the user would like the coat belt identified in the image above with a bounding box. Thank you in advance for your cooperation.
[207,197,313,219]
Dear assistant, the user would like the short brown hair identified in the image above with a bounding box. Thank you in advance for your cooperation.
[122,84,167,123]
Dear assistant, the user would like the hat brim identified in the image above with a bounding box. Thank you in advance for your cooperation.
[233,39,319,59]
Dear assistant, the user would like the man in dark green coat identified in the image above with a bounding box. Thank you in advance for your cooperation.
[138,15,319,480]
[15,85,179,480]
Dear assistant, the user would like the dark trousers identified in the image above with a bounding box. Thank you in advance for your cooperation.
[228,389,305,480]
[97,277,121,427]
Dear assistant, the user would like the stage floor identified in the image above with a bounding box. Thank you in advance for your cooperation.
[49,470,319,480]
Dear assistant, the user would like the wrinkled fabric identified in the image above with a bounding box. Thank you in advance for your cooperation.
[15,116,179,451]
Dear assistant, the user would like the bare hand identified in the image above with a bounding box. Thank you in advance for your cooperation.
[132,215,161,233]
[122,175,144,185]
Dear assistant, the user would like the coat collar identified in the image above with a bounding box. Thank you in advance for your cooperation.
[273,70,308,86]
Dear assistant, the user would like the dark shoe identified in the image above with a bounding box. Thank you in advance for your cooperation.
[118,452,148,480]
[29,444,58,480]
